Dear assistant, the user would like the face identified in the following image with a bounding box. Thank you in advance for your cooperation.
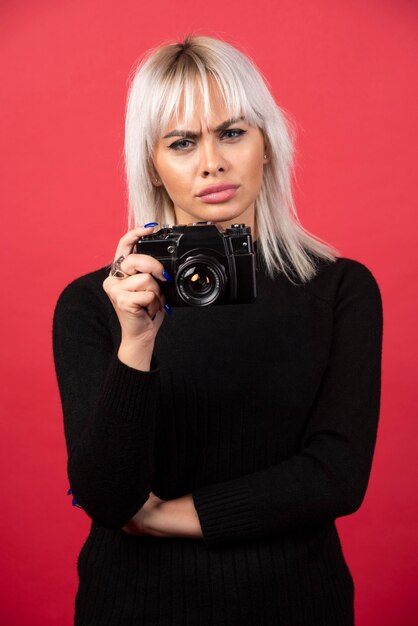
[151,78,269,239]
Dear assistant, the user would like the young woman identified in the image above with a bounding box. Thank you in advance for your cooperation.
[53,34,383,625]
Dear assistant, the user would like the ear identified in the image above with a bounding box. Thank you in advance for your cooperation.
[148,161,162,186]
[262,132,271,164]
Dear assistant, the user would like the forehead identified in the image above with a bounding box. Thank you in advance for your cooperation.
[164,80,235,131]
[150,71,260,148]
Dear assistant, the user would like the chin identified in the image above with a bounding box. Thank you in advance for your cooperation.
[176,202,248,227]
[195,204,245,220]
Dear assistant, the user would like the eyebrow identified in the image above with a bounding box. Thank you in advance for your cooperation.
[162,116,246,140]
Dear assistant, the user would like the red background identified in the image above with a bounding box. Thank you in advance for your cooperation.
[1,1,417,624]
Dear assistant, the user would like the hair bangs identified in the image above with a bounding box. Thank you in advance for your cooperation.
[152,63,259,148]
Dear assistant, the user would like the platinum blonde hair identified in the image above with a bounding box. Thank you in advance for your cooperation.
[124,34,339,283]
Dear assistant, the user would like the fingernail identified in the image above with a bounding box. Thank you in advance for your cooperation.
[72,497,82,508]
[67,488,72,495]
[163,303,173,315]
[144,222,158,228]
[162,270,173,283]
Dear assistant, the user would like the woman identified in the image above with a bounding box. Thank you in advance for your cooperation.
[53,34,383,625]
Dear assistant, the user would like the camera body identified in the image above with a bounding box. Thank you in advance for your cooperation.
[135,221,257,307]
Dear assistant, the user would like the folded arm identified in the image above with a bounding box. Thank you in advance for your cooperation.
[191,262,384,547]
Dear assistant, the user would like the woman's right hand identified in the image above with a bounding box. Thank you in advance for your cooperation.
[102,224,171,349]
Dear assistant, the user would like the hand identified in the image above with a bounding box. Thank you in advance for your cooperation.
[122,491,166,536]
[154,494,203,539]
[122,493,203,539]
[102,224,170,346]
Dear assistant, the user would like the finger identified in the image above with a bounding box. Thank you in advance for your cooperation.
[117,253,168,283]
[115,289,161,318]
[113,223,159,262]
[107,272,167,310]
[103,273,166,312]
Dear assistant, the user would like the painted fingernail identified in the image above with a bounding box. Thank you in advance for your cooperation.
[163,303,173,315]
[67,488,72,495]
[144,222,158,228]
[72,497,82,508]
[162,270,173,282]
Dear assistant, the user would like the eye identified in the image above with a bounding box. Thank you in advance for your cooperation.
[222,129,246,139]
[168,129,246,151]
[168,139,194,151]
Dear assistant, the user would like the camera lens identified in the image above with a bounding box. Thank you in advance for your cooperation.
[185,266,212,295]
[177,256,226,306]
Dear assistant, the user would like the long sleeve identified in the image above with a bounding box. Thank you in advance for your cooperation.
[52,275,161,529]
[191,260,383,547]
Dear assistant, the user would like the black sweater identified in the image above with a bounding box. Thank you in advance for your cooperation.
[52,242,383,625]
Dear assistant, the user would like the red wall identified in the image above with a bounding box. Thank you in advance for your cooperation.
[1,1,417,624]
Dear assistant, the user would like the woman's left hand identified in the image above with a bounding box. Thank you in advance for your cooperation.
[122,492,203,539]
[122,491,166,536]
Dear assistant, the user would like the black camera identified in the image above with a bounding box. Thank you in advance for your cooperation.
[135,221,257,307]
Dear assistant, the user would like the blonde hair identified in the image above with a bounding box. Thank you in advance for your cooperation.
[124,33,339,283]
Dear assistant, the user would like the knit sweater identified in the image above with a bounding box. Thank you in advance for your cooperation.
[52,241,383,625]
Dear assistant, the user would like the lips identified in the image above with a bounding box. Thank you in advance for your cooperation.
[197,187,239,204]
[197,183,239,197]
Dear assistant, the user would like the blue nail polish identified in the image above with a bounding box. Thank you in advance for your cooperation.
[162,270,173,283]
[144,222,158,228]
[72,497,82,508]
[163,303,173,315]
[67,488,72,495]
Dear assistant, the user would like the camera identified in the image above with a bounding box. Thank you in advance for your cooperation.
[135,221,257,307]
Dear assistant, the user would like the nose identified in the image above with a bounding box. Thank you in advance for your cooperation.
[199,136,228,178]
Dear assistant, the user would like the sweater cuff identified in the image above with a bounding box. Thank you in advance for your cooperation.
[192,479,260,547]
[97,351,161,426]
